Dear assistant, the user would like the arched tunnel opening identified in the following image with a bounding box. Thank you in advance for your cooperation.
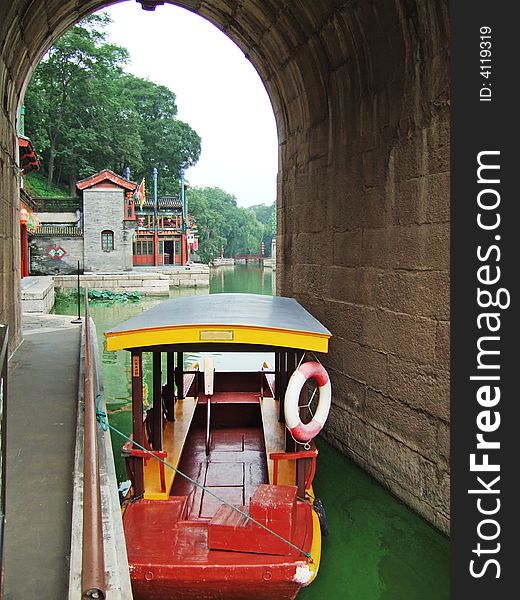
[0,0,450,533]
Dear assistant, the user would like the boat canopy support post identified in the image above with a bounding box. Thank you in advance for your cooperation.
[175,352,184,399]
[131,349,145,497]
[275,352,282,415]
[297,454,313,496]
[165,351,175,421]
[152,351,163,451]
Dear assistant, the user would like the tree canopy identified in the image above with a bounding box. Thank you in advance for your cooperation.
[248,203,275,256]
[24,13,201,195]
[188,187,264,263]
[24,12,270,264]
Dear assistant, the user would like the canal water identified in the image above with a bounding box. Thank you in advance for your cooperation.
[54,264,449,600]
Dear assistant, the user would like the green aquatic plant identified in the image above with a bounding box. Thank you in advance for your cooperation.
[55,288,142,304]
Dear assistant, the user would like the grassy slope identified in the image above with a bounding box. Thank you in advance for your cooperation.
[24,172,70,197]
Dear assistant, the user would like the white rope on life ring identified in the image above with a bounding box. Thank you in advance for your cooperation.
[284,361,331,443]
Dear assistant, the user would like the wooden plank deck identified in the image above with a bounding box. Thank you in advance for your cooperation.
[259,397,295,486]
[144,397,198,500]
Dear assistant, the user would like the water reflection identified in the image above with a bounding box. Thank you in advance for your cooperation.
[211,264,275,295]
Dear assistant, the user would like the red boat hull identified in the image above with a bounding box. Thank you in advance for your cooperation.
[124,498,316,600]
[123,385,320,599]
[130,565,302,600]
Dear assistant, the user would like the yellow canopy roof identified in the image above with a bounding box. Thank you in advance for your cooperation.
[105,293,331,353]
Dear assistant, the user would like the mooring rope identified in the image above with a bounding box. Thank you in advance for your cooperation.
[95,395,312,560]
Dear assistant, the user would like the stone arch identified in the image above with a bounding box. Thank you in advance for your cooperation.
[0,0,450,532]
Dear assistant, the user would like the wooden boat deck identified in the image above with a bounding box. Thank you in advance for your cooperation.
[170,425,267,519]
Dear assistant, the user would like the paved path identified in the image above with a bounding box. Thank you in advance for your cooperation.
[4,319,81,599]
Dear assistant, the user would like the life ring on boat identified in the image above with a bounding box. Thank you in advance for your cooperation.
[284,361,331,443]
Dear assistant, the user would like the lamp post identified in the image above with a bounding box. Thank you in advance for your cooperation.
[153,167,158,266]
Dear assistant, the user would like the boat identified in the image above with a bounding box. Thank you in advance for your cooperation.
[104,293,332,600]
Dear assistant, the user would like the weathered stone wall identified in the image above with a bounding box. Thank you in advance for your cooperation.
[0,0,450,531]
[83,189,134,272]
[270,2,450,533]
[30,235,84,275]
[0,45,22,349]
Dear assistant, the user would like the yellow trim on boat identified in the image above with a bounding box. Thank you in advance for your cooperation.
[306,487,322,584]
[105,323,330,353]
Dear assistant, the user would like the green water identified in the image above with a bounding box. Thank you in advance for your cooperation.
[301,441,449,599]
[53,265,449,600]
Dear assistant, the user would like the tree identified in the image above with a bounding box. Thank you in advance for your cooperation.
[248,203,275,257]
[120,75,201,195]
[25,13,136,192]
[24,13,201,195]
[188,187,264,263]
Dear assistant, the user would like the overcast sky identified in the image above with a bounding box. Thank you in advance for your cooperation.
[105,1,278,207]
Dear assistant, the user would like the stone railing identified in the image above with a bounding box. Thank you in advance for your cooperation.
[33,225,82,237]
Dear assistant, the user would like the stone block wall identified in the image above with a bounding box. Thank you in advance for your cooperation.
[83,189,134,272]
[30,235,84,275]
[20,276,54,313]
[271,2,450,533]
[0,81,21,348]
[54,273,170,295]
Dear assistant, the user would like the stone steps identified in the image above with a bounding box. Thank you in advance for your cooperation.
[20,275,55,312]
[54,266,210,295]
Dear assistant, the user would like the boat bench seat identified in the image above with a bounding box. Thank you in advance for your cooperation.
[144,397,198,500]
[207,484,298,556]
[259,397,295,486]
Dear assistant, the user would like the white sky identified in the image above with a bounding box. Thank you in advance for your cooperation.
[105,1,278,207]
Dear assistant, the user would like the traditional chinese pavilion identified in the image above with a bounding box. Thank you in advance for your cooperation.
[134,195,190,266]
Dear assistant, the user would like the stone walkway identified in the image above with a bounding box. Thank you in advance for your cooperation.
[3,316,81,599]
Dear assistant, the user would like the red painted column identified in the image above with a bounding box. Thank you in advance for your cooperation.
[182,234,188,265]
[20,224,28,278]
[166,351,175,421]
[175,352,184,399]
[131,349,144,497]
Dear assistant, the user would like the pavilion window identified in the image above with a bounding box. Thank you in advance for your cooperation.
[101,230,115,252]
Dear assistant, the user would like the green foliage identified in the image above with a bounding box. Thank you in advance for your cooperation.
[86,289,142,302]
[248,203,275,257]
[24,13,200,194]
[188,187,264,263]
[24,172,69,197]
[248,203,274,232]
[120,75,201,196]
[56,287,142,303]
